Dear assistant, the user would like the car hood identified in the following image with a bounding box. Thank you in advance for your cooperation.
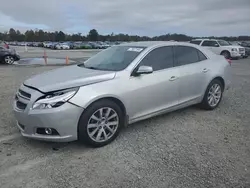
[24,65,116,93]
[226,45,243,49]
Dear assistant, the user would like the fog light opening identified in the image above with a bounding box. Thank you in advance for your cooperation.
[45,128,52,135]
[36,128,60,135]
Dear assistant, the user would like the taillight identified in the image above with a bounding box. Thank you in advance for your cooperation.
[4,44,9,49]
[226,59,232,66]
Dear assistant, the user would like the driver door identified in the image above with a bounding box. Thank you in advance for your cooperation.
[126,46,180,121]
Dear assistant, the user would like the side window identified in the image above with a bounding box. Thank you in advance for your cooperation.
[190,40,202,45]
[197,50,207,61]
[174,46,199,66]
[201,40,219,47]
[140,46,174,71]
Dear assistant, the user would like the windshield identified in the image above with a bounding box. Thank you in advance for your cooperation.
[79,46,145,71]
[229,41,240,46]
[218,40,231,46]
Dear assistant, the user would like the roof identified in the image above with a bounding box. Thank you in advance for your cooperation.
[119,41,178,47]
[192,38,225,41]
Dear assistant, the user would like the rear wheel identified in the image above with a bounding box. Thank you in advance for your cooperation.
[200,79,223,110]
[78,99,124,147]
[4,55,15,65]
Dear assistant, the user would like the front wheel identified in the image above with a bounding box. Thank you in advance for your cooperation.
[221,51,231,59]
[200,79,223,110]
[78,99,124,147]
[4,55,15,65]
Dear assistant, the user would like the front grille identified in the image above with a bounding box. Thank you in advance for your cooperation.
[16,101,27,110]
[15,87,32,111]
[18,89,31,99]
[239,48,245,52]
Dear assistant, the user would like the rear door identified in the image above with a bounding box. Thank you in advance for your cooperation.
[174,45,209,104]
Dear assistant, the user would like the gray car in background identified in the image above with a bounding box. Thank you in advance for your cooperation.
[13,41,231,147]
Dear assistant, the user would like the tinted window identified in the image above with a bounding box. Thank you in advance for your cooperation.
[175,46,199,66]
[197,50,207,61]
[140,46,174,71]
[201,40,218,47]
[190,40,202,45]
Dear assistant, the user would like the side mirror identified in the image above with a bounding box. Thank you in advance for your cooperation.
[214,43,219,47]
[136,65,153,75]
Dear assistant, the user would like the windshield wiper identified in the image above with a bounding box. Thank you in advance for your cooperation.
[78,63,98,69]
[87,67,99,70]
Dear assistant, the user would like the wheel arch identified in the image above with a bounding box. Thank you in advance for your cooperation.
[220,50,230,56]
[201,76,225,101]
[90,96,127,116]
[79,95,128,120]
[206,76,225,92]
[212,76,225,91]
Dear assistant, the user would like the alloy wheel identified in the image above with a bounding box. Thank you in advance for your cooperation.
[4,56,15,64]
[87,107,119,143]
[207,84,222,107]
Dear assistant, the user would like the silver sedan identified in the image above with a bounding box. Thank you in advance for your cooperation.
[13,41,231,147]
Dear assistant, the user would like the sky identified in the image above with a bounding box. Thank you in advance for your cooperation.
[0,0,250,37]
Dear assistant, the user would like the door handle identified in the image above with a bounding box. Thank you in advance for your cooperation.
[169,76,178,81]
[202,68,209,73]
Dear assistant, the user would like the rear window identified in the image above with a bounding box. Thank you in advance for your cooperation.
[197,50,207,61]
[190,40,202,45]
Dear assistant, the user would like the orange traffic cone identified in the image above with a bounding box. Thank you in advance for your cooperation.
[43,50,47,65]
[66,56,69,65]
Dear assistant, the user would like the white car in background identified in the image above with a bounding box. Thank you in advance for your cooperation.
[55,43,70,50]
[190,39,245,59]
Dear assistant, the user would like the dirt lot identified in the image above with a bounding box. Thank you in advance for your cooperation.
[0,59,249,188]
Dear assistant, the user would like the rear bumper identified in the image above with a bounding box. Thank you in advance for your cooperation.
[14,55,20,61]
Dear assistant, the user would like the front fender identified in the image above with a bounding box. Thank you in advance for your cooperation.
[69,84,127,111]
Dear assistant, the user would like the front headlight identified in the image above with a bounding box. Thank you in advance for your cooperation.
[231,48,238,51]
[32,88,78,109]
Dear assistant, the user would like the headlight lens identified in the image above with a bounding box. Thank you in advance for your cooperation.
[32,88,78,109]
[231,48,237,51]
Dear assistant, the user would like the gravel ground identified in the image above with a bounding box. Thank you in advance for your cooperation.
[0,58,249,188]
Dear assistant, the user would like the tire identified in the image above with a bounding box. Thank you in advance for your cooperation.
[221,51,231,59]
[200,79,223,110]
[4,55,15,65]
[78,99,124,147]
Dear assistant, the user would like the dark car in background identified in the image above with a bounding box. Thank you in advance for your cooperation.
[0,46,20,64]
[240,42,250,57]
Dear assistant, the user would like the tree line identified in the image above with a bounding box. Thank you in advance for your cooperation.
[0,28,250,42]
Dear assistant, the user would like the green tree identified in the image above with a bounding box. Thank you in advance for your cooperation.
[9,28,17,41]
[25,30,35,41]
[55,31,65,41]
[88,29,99,41]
